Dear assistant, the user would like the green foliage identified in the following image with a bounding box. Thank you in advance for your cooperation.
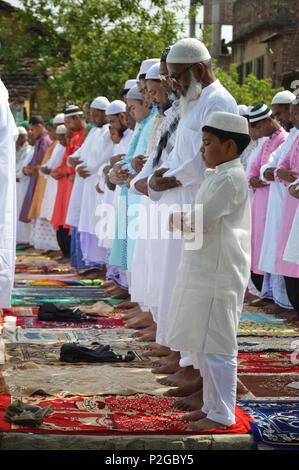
[215,64,283,106]
[0,0,184,110]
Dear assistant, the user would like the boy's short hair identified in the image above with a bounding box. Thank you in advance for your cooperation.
[202,125,251,155]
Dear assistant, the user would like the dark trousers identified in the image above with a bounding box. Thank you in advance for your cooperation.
[56,226,71,258]
[284,276,299,313]
[251,272,264,293]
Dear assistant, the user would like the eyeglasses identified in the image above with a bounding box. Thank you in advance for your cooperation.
[169,63,195,84]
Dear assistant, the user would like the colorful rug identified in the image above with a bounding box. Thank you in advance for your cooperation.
[240,311,285,324]
[239,401,299,449]
[16,245,32,251]
[4,343,150,367]
[14,265,74,274]
[237,336,296,352]
[11,296,122,307]
[0,394,253,435]
[238,374,299,398]
[2,363,169,397]
[3,316,125,330]
[238,322,298,337]
[26,280,103,287]
[238,352,299,374]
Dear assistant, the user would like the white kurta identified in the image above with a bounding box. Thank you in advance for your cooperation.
[147,80,238,346]
[16,143,33,243]
[95,129,133,249]
[0,79,18,307]
[66,126,107,228]
[258,128,299,273]
[129,102,180,314]
[39,142,66,221]
[283,179,299,264]
[166,159,251,355]
[78,126,114,236]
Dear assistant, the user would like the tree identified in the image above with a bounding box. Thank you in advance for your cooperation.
[0,0,184,111]
[214,64,283,107]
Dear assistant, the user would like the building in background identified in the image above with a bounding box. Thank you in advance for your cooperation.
[203,0,299,88]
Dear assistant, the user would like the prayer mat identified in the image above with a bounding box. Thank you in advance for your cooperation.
[237,336,296,352]
[27,279,103,287]
[14,265,74,274]
[237,352,299,374]
[0,367,9,395]
[237,321,299,337]
[80,301,114,314]
[15,256,53,264]
[4,316,125,330]
[16,245,32,251]
[239,401,299,450]
[2,363,170,397]
[4,343,150,367]
[2,307,38,317]
[238,374,299,398]
[240,311,285,324]
[11,296,120,307]
[3,327,105,345]
[0,394,253,435]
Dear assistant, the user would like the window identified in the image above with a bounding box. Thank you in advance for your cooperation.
[237,64,244,85]
[245,61,253,77]
[256,56,264,79]
[272,61,277,88]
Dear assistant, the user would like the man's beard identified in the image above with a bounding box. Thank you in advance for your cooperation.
[165,86,180,103]
[180,71,202,117]
[157,95,172,116]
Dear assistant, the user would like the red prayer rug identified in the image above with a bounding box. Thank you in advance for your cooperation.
[0,394,253,435]
[237,352,299,373]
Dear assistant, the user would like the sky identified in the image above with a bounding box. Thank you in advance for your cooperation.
[4,0,232,42]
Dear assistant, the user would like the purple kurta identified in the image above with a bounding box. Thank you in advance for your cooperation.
[19,132,52,223]
[275,135,299,277]
[248,127,287,274]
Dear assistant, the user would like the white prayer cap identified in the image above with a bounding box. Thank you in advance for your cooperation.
[271,90,296,105]
[204,111,249,136]
[17,126,27,136]
[64,105,83,117]
[145,63,161,81]
[56,124,67,135]
[124,79,137,91]
[167,38,211,64]
[106,100,126,115]
[53,113,65,125]
[90,96,110,111]
[238,105,250,117]
[137,58,160,79]
[126,86,142,101]
[249,103,272,123]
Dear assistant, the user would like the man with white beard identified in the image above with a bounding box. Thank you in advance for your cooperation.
[140,38,238,409]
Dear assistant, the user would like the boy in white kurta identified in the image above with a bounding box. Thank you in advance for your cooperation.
[166,112,251,430]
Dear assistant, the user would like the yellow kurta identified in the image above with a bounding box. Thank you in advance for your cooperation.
[28,141,56,220]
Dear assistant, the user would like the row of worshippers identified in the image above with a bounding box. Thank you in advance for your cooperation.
[237,92,299,314]
[13,37,299,433]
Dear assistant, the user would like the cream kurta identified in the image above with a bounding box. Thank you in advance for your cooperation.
[0,79,18,307]
[166,159,251,356]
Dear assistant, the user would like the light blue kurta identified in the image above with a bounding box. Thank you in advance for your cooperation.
[109,107,157,271]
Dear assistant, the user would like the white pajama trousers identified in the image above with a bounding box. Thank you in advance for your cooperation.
[192,353,237,427]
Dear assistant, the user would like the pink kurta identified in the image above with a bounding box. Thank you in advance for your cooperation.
[275,135,299,277]
[248,127,287,274]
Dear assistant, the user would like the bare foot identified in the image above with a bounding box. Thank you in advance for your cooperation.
[135,324,157,342]
[181,410,206,421]
[158,366,199,387]
[110,290,130,300]
[101,280,115,289]
[152,358,181,375]
[121,311,142,322]
[115,301,138,310]
[125,312,153,329]
[142,343,171,357]
[185,417,227,431]
[152,351,180,369]
[165,376,202,398]
[172,390,203,411]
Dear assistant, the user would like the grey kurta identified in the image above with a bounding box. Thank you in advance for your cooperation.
[166,158,251,356]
